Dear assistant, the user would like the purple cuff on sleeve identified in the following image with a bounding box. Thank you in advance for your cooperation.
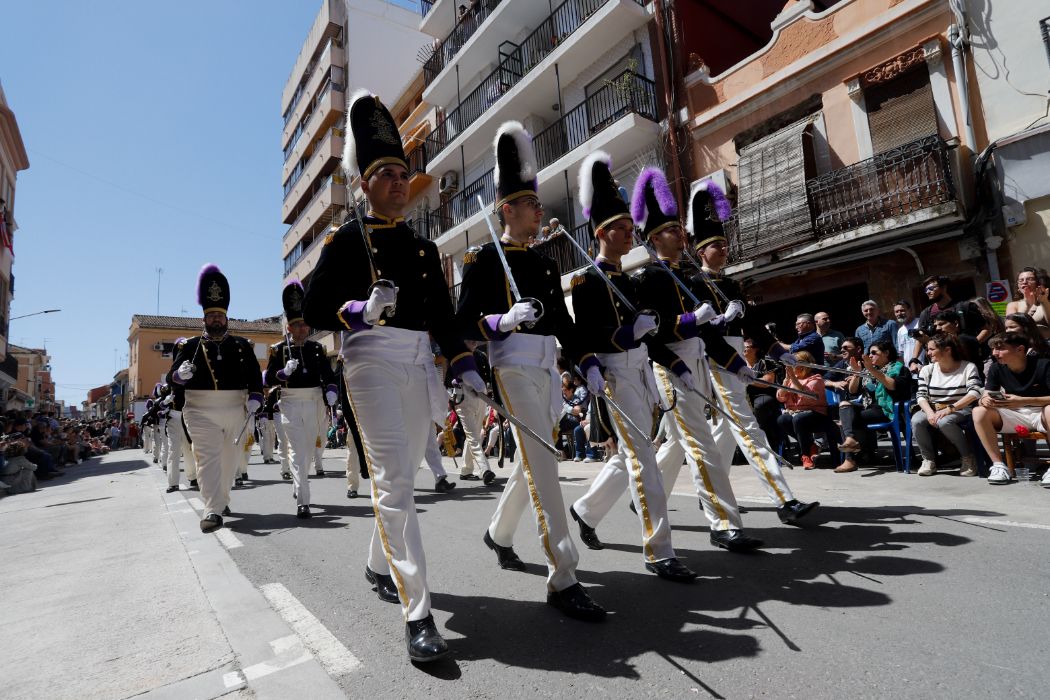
[275,369,288,381]
[612,324,639,350]
[767,343,788,361]
[676,312,698,339]
[725,355,747,373]
[578,354,602,375]
[325,384,337,394]
[670,359,690,377]
[172,373,187,386]
[449,353,478,378]
[248,392,263,405]
[339,300,372,332]
[709,315,726,333]
[482,314,512,341]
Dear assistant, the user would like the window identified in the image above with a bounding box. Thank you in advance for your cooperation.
[864,62,937,154]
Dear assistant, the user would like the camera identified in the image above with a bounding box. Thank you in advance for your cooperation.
[908,325,935,340]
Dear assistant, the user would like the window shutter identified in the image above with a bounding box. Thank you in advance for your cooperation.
[865,65,938,153]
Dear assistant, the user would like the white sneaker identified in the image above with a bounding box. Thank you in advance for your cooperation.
[917,460,937,476]
[583,456,598,463]
[959,455,977,477]
[987,463,1011,485]
[1041,470,1050,488]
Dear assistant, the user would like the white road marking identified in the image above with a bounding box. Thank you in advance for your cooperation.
[962,517,1050,531]
[214,528,244,549]
[260,582,362,676]
[221,636,313,689]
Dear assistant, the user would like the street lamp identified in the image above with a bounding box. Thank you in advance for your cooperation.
[10,309,61,320]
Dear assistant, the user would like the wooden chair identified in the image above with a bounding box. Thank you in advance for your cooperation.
[1001,431,1048,472]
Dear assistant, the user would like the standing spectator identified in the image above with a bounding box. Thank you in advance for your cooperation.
[774,352,830,469]
[911,335,982,476]
[894,300,921,371]
[972,332,1050,486]
[789,313,825,362]
[855,300,898,351]
[1004,313,1050,357]
[834,341,909,473]
[972,296,1006,375]
[815,312,845,364]
[917,275,985,339]
[1005,267,1050,339]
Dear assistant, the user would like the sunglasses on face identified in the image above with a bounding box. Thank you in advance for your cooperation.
[924,285,939,292]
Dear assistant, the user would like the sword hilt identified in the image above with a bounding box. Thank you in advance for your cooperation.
[520,297,544,329]
[367,279,397,317]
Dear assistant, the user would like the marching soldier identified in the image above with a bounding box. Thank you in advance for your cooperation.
[141,400,155,454]
[455,342,495,483]
[265,387,292,479]
[303,89,483,662]
[169,264,263,532]
[165,338,195,494]
[567,154,697,583]
[266,280,338,519]
[258,389,277,464]
[455,122,607,620]
[685,181,818,526]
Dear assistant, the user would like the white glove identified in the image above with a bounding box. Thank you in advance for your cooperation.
[246,398,261,414]
[176,361,195,381]
[723,300,745,323]
[325,390,338,406]
[679,370,697,393]
[162,394,174,406]
[459,370,486,394]
[585,366,605,395]
[693,303,717,325]
[364,284,398,324]
[632,313,658,340]
[282,358,299,376]
[497,300,539,332]
[736,366,756,385]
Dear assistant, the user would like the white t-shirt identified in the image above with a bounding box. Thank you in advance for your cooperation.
[896,318,919,364]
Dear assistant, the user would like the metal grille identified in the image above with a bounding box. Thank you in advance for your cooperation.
[423,1,504,83]
[1042,16,1050,68]
[807,135,956,237]
[865,68,937,154]
[533,222,594,276]
[733,116,816,260]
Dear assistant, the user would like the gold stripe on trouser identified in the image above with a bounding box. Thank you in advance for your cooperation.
[710,368,788,503]
[654,364,731,530]
[605,377,656,562]
[493,369,557,569]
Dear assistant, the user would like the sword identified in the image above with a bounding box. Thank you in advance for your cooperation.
[710,365,818,399]
[681,246,734,308]
[572,366,653,445]
[789,359,872,379]
[560,228,659,334]
[631,231,706,310]
[477,195,543,327]
[349,193,397,317]
[234,410,254,446]
[457,385,562,458]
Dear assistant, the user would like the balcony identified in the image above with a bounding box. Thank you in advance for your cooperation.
[281,0,343,114]
[406,145,432,200]
[282,80,345,168]
[282,127,344,219]
[283,173,347,252]
[727,135,961,267]
[424,0,647,174]
[282,38,344,137]
[423,0,504,84]
[532,223,594,276]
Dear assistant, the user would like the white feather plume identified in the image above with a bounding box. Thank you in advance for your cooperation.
[493,121,537,187]
[577,150,612,219]
[686,178,725,236]
[341,88,374,178]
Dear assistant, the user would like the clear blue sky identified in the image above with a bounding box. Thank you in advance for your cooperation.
[1,0,421,406]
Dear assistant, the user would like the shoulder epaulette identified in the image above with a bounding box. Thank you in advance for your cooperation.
[464,245,484,265]
[571,273,587,288]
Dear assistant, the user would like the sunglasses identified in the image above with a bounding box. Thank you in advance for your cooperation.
[924,285,939,292]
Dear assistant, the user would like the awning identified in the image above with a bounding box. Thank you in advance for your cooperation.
[994,123,1050,204]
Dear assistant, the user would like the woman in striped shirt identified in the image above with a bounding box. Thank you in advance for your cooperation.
[911,334,982,476]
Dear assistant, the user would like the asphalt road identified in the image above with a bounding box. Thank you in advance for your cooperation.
[194,446,1050,699]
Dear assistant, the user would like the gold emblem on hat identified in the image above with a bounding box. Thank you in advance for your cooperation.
[207,281,223,302]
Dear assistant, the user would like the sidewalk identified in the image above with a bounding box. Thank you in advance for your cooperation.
[0,450,346,700]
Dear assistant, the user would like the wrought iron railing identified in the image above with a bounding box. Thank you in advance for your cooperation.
[533,223,594,276]
[807,134,956,238]
[423,0,504,83]
[425,0,641,162]
[534,71,657,169]
[423,168,496,240]
[421,0,434,18]
[448,281,463,309]
[407,144,427,176]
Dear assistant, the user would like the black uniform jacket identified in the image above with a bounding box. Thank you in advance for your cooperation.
[690,267,780,355]
[167,334,263,401]
[264,339,336,393]
[302,214,474,375]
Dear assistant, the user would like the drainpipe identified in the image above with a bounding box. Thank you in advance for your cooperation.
[651,0,684,205]
[948,24,977,152]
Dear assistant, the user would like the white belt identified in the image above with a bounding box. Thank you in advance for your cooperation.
[342,326,445,426]
[597,346,668,411]
[489,333,561,424]
[280,387,321,402]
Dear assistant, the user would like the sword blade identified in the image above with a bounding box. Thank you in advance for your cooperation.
[477,195,523,303]
[468,388,562,458]
[683,382,795,470]
[560,229,638,313]
[598,389,653,443]
[710,366,818,399]
[633,233,702,308]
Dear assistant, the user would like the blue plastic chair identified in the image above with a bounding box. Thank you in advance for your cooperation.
[864,400,913,472]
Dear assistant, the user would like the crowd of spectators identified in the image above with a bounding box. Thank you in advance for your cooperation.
[0,411,132,497]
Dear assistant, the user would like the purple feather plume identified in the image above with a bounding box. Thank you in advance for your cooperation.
[630,167,677,225]
[197,263,221,305]
[697,179,731,222]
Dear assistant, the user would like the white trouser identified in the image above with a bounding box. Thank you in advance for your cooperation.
[457,392,490,475]
[281,389,322,507]
[421,430,447,480]
[488,364,579,592]
[166,410,183,488]
[708,337,794,505]
[184,391,246,517]
[274,411,291,475]
[183,420,198,481]
[314,402,327,475]
[346,439,361,491]
[654,357,743,532]
[344,356,434,622]
[237,418,252,477]
[572,350,675,563]
[143,427,152,452]
[259,417,275,463]
[155,423,168,465]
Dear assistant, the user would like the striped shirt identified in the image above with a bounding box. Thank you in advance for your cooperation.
[916,361,982,406]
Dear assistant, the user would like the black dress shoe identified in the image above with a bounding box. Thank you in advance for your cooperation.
[435,476,456,493]
[165,485,179,493]
[645,558,698,582]
[365,567,400,604]
[282,472,292,481]
[200,513,223,532]
[189,479,199,490]
[234,477,244,488]
[628,500,637,515]
[222,506,232,516]
[347,489,358,499]
[405,614,449,663]
[482,469,495,485]
[569,505,604,550]
[460,473,481,481]
[710,529,764,552]
[296,505,311,519]
[315,470,325,478]
[546,583,606,622]
[483,530,526,571]
[777,499,819,525]
[242,471,249,481]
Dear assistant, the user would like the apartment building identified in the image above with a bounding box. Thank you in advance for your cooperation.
[8,344,53,412]
[280,0,431,296]
[675,0,990,328]
[0,79,29,382]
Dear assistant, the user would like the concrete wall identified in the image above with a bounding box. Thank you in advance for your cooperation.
[345,0,433,105]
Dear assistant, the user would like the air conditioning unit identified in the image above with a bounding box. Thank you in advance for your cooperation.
[153,343,164,351]
[692,169,733,198]
[438,171,459,195]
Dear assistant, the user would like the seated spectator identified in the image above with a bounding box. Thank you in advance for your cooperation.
[744,337,781,447]
[856,300,898,351]
[815,311,845,364]
[774,352,830,469]
[1005,267,1050,339]
[835,341,910,473]
[932,310,983,380]
[1,436,37,494]
[824,336,865,413]
[1004,313,1050,357]
[911,335,982,476]
[790,313,825,362]
[972,332,1050,486]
